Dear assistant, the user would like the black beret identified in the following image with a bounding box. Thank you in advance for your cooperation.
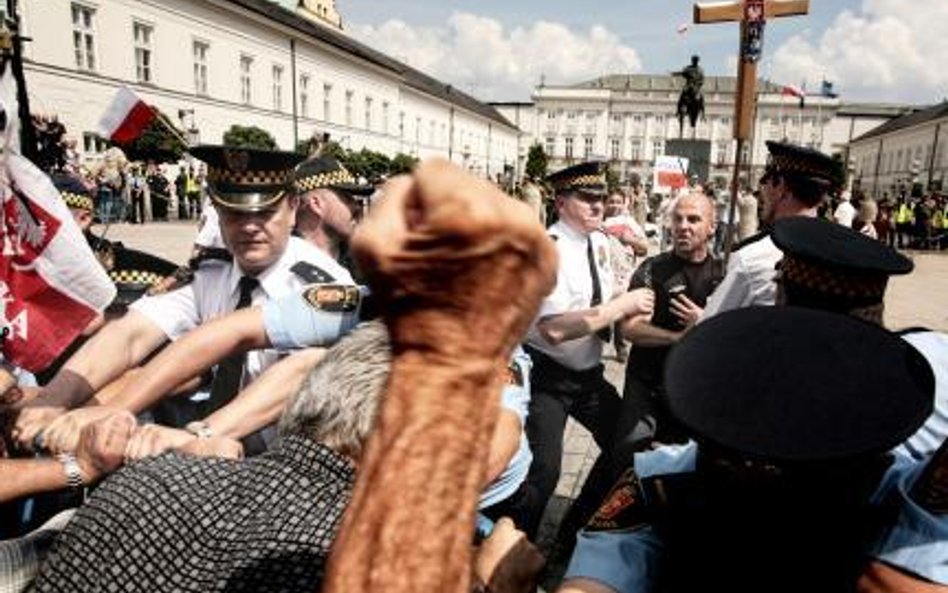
[772,216,912,305]
[546,161,609,196]
[665,307,933,462]
[291,156,373,196]
[190,145,305,213]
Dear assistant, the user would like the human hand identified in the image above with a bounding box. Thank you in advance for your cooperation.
[474,517,545,593]
[670,293,703,329]
[124,424,195,462]
[351,159,558,361]
[10,404,66,452]
[615,287,655,319]
[74,411,137,483]
[42,406,123,454]
[178,436,244,460]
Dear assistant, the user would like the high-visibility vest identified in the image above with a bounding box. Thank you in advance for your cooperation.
[896,203,914,225]
[933,209,945,230]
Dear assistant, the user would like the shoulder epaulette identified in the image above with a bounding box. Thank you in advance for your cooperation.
[291,261,337,284]
[733,230,770,252]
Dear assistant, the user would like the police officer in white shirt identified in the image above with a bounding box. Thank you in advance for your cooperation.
[520,161,655,538]
[14,145,352,450]
[701,141,840,319]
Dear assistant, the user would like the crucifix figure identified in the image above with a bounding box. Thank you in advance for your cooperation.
[693,0,809,260]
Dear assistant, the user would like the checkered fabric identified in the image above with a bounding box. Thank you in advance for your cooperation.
[560,174,606,189]
[293,169,356,193]
[769,153,833,181]
[108,269,164,286]
[61,192,94,213]
[33,436,354,593]
[781,255,888,300]
[207,167,291,187]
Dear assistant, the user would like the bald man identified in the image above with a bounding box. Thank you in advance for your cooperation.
[615,191,724,463]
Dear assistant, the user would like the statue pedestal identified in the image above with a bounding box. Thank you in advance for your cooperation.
[665,139,712,184]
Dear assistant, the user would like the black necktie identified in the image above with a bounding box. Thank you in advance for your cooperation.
[587,237,612,342]
[206,276,259,411]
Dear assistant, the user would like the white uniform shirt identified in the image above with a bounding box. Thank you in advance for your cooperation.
[132,236,352,387]
[701,234,781,321]
[525,220,613,371]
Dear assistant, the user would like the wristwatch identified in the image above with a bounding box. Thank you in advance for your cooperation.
[184,420,214,440]
[57,453,85,490]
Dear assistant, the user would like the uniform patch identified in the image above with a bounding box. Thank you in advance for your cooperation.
[586,468,648,532]
[302,284,361,313]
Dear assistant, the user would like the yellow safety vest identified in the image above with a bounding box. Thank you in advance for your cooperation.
[896,203,914,225]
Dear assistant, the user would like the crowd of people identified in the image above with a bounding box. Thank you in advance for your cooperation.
[0,133,946,593]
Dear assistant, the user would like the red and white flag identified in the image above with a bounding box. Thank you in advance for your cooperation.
[781,84,805,98]
[1,76,116,372]
[96,86,155,144]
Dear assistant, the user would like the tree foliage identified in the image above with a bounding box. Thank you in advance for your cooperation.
[222,125,278,151]
[117,108,187,163]
[525,143,548,181]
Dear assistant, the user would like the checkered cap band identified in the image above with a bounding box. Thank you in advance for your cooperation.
[293,169,357,192]
[769,154,834,183]
[62,191,94,212]
[109,269,165,286]
[781,256,887,300]
[207,166,291,187]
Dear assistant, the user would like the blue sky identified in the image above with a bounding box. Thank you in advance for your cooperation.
[342,0,948,105]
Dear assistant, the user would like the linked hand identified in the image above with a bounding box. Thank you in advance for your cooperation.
[124,424,195,462]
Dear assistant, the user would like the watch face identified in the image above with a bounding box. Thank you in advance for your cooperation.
[303,284,361,313]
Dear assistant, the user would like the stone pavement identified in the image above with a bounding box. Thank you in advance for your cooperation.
[105,220,948,589]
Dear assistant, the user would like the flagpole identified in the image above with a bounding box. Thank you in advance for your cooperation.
[5,0,36,162]
[143,100,192,149]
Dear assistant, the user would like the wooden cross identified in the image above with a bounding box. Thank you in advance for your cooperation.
[694,0,809,140]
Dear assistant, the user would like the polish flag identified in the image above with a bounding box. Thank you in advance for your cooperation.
[96,86,156,144]
[2,73,115,372]
[781,84,805,98]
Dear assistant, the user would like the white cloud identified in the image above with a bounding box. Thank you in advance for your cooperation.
[350,12,643,100]
[771,0,948,103]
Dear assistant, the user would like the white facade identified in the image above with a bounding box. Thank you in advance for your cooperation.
[495,75,905,187]
[19,0,519,177]
[847,103,948,199]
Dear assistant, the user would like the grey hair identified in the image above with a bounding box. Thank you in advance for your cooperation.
[277,320,392,458]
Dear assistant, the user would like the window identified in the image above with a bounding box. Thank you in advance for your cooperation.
[133,22,153,83]
[323,83,332,121]
[567,111,577,120]
[610,138,620,160]
[82,132,108,154]
[299,74,310,118]
[545,136,555,156]
[584,136,594,158]
[239,55,253,104]
[414,116,421,144]
[72,4,96,71]
[633,114,643,124]
[652,139,663,158]
[630,139,642,162]
[364,96,372,130]
[565,137,574,159]
[611,113,623,123]
[345,90,354,127]
[717,140,729,165]
[399,111,405,138]
[429,120,435,145]
[193,41,209,95]
[272,65,283,111]
[382,102,390,134]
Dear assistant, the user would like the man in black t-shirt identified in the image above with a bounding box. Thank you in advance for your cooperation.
[615,191,723,464]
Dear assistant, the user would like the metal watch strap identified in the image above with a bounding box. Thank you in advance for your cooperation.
[57,453,85,489]
[185,421,214,440]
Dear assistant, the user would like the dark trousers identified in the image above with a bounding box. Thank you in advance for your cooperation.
[614,373,688,469]
[522,345,621,539]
